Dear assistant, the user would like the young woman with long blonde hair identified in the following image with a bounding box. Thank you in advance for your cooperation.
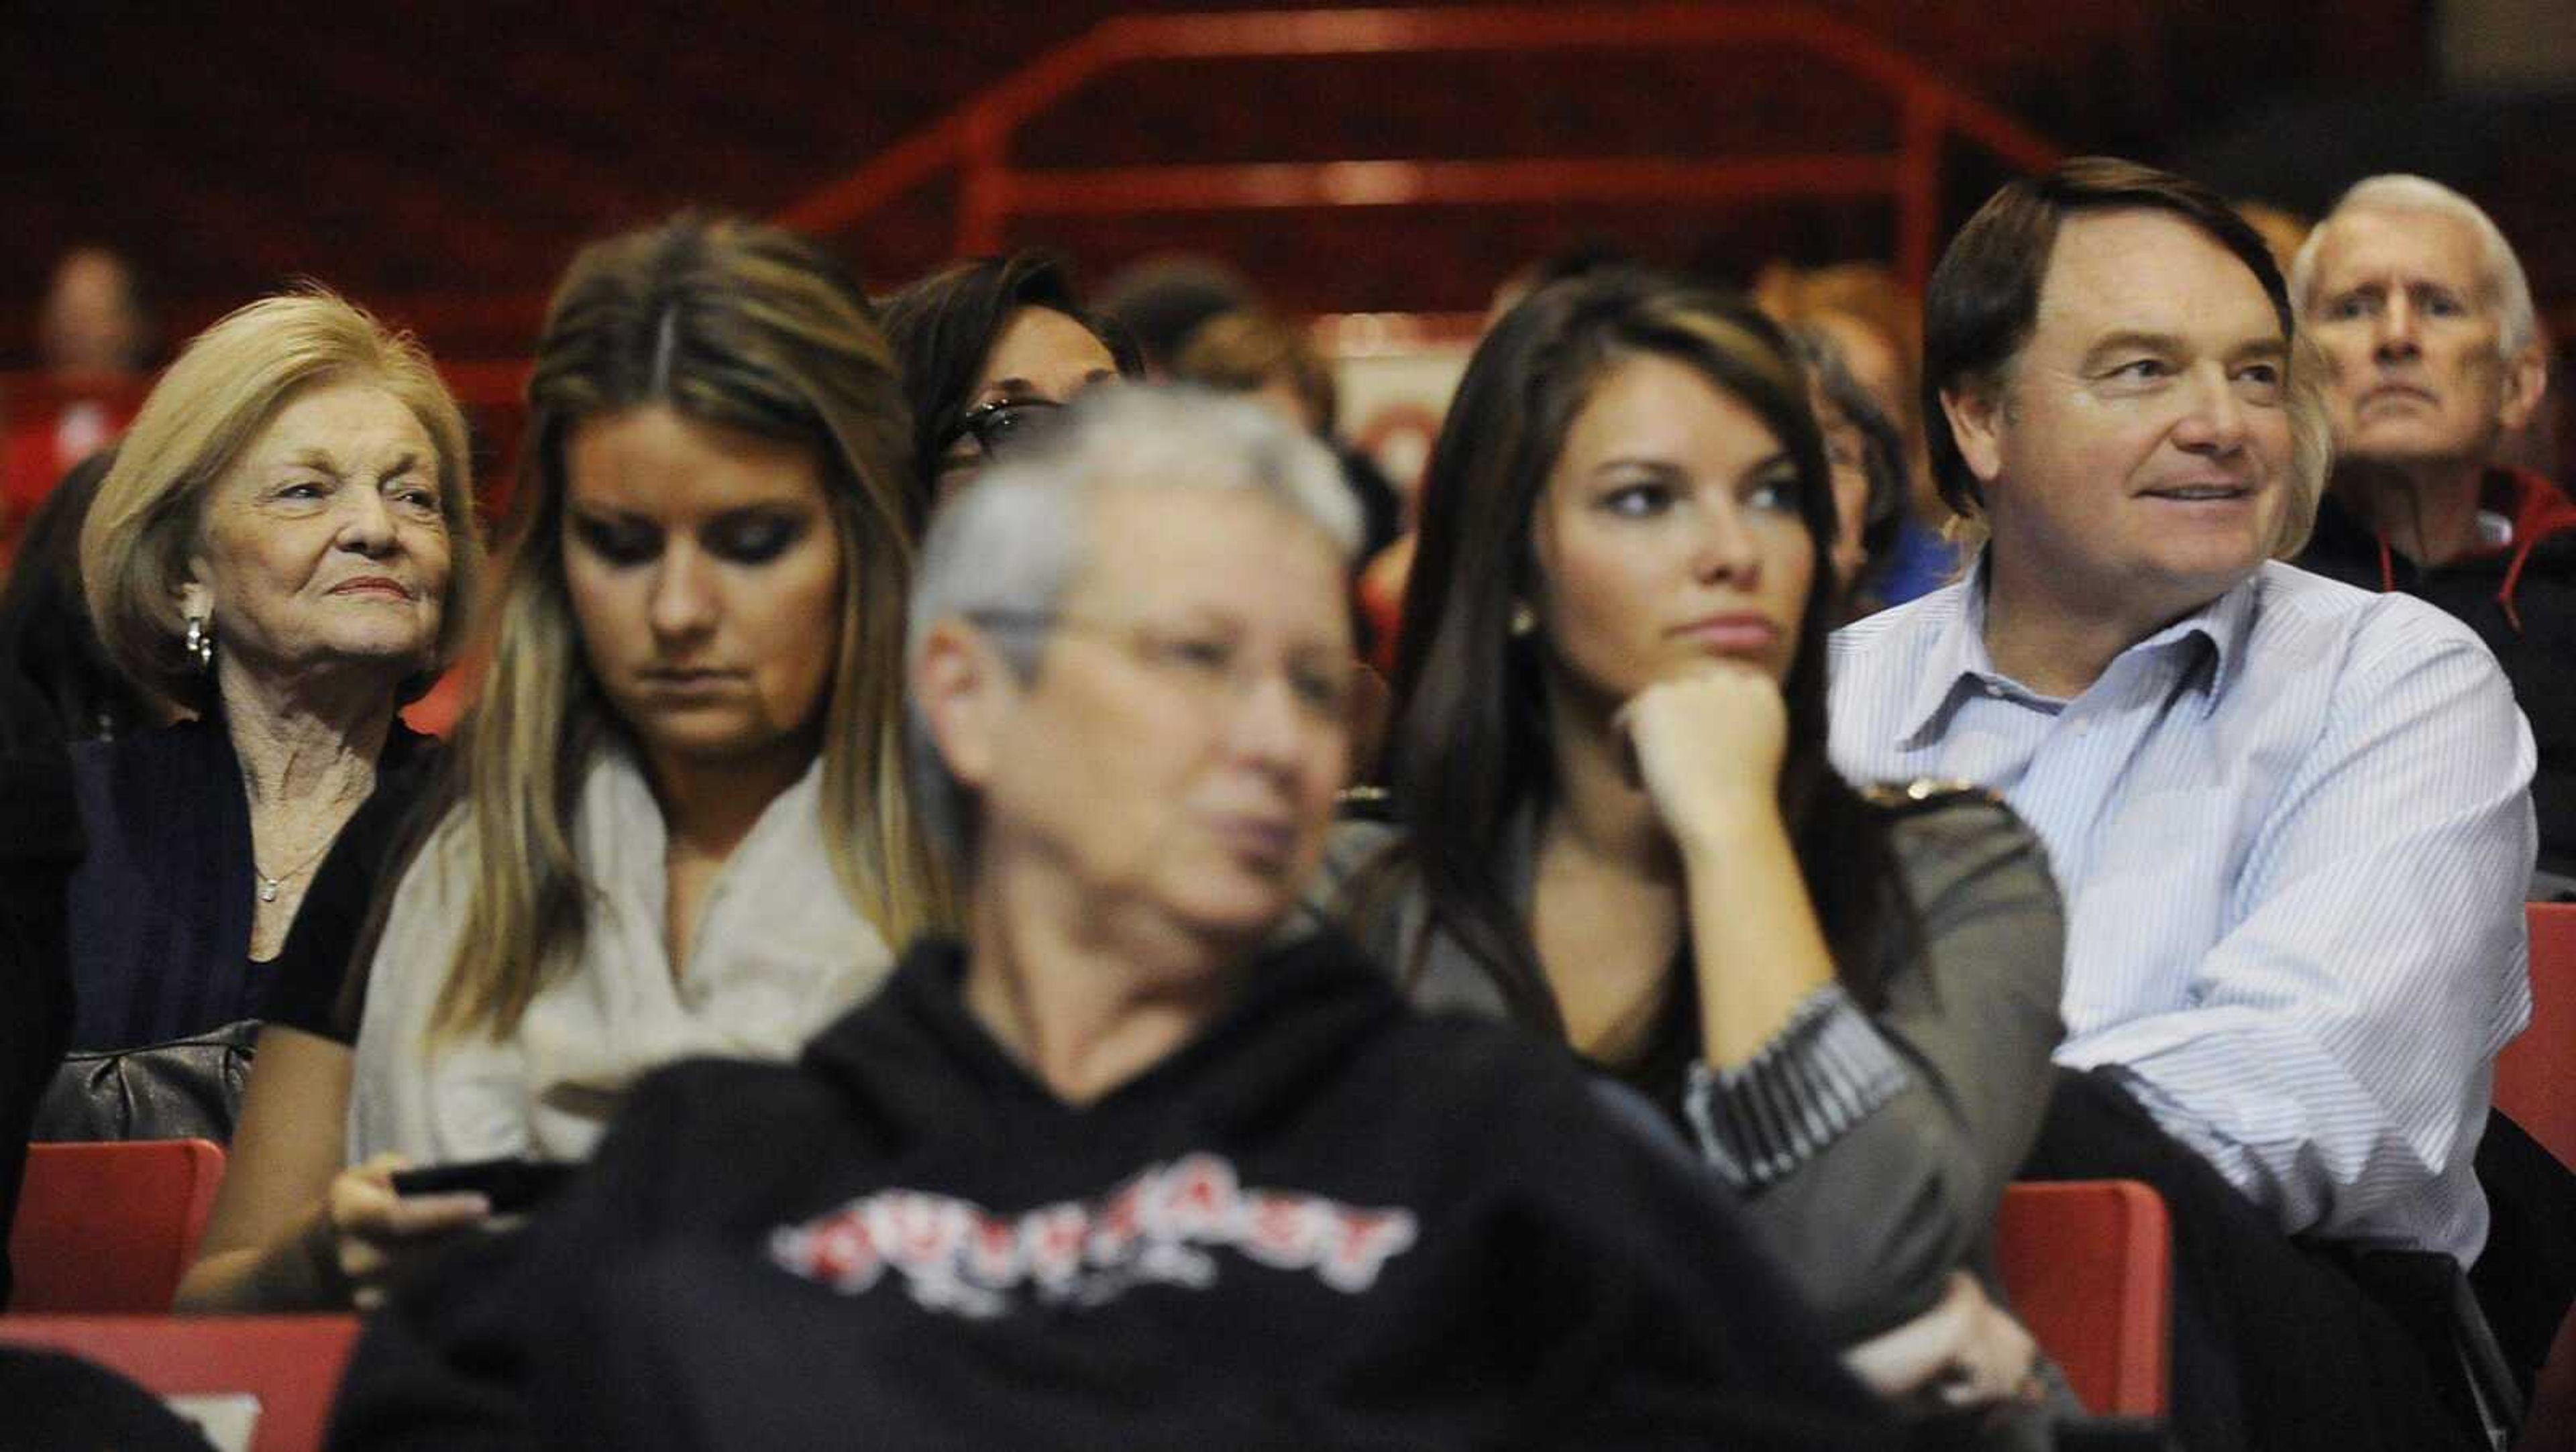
[178,215,949,1310]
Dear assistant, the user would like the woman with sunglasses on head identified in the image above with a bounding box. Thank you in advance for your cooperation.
[878,250,1140,504]
[174,215,950,1310]
[1324,269,2069,1434]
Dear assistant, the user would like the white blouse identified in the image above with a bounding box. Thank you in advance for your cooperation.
[348,748,894,1164]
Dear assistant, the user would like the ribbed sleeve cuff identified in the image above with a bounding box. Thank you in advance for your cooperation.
[1682,985,1912,1191]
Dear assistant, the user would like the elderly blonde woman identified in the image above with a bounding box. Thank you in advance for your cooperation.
[49,290,480,1095]
[177,215,949,1312]
[325,388,1884,1450]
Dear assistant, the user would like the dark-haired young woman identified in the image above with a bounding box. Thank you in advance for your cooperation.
[877,250,1139,505]
[1326,269,2068,1425]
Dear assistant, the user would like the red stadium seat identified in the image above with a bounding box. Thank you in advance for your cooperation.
[2523,1301,2576,1452]
[1995,1178,2172,1416]
[0,1315,360,1452]
[7,1139,225,1313]
[2499,904,2576,1172]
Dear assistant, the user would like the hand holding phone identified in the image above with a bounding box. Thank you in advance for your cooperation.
[327,1154,568,1309]
[390,1158,576,1217]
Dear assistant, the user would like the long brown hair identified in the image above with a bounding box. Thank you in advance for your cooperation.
[423,214,953,1041]
[1364,267,1911,1034]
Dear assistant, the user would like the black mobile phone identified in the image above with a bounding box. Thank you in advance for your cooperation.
[389,1158,577,1215]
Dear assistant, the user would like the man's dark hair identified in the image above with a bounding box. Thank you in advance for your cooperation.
[1921,157,2292,519]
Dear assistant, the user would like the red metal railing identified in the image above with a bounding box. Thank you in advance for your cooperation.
[2,3,2069,495]
[777,3,2065,292]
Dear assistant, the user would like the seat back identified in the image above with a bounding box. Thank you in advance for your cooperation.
[2500,904,2576,1172]
[0,1315,360,1452]
[7,1138,226,1313]
[1994,1178,2172,1416]
[2520,1298,2576,1452]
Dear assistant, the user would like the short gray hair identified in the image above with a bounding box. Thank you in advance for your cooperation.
[2291,174,2538,359]
[904,384,1362,863]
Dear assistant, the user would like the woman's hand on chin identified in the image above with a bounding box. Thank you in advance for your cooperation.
[1616,666,1789,852]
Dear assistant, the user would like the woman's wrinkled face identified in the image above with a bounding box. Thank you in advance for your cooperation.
[185,380,454,687]
[934,306,1121,500]
[561,406,843,776]
[1531,353,1815,708]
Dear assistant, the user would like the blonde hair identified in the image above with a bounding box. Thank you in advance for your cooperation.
[427,215,953,1041]
[80,288,483,714]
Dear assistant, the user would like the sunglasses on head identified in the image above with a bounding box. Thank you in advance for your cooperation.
[941,398,1067,462]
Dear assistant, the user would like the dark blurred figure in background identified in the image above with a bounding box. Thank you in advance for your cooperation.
[1092,252,1256,376]
[1173,309,1401,561]
[2288,176,2575,897]
[0,449,166,751]
[2,248,154,563]
[1754,261,1959,604]
[38,249,152,378]
[2497,316,2562,482]
[1792,328,1911,620]
[2234,200,2313,273]
[879,249,1140,507]
[0,455,83,1298]
[1485,240,1634,325]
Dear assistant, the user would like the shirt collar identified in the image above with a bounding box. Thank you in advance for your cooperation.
[1892,554,2258,748]
[2155,570,2257,714]
[1891,562,2000,749]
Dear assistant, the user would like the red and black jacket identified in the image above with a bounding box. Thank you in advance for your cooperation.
[2299,467,2576,879]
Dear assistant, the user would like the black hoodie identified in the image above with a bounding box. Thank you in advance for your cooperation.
[327,932,1890,1451]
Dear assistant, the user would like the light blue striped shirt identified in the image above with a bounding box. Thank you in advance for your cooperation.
[1829,559,2535,1262]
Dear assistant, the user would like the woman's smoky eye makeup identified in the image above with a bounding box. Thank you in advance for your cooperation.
[704,510,805,564]
[568,511,662,567]
[568,508,808,568]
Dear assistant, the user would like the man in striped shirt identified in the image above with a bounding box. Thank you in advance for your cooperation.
[1829,159,2536,1268]
[1829,158,2536,1445]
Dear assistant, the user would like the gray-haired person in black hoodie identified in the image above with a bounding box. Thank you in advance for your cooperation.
[326,390,1890,1451]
